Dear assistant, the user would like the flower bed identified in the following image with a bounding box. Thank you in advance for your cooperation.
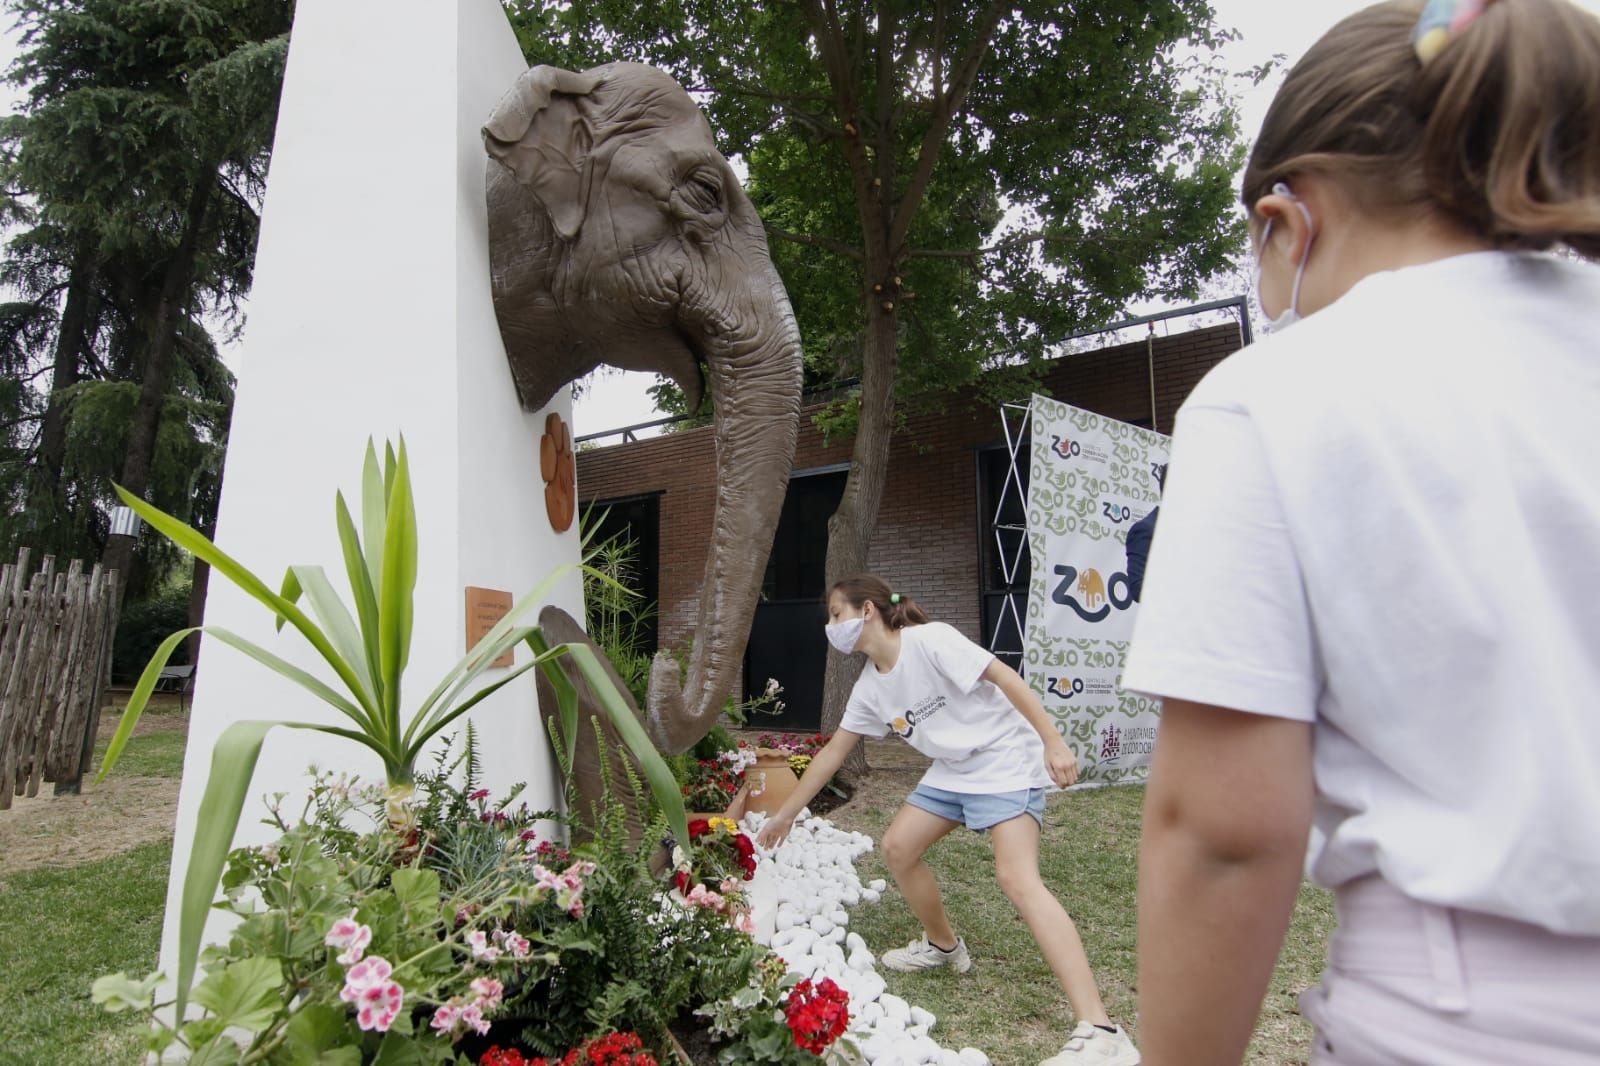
[92,746,881,1065]
[747,809,992,1066]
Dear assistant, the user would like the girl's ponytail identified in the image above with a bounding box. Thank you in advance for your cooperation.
[828,574,928,630]
[1417,0,1600,255]
[1243,0,1600,257]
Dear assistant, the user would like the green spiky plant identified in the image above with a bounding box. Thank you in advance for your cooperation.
[97,437,688,1027]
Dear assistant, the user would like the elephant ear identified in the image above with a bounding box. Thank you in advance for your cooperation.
[483,66,602,241]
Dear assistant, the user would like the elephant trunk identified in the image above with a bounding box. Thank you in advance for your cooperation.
[645,256,802,753]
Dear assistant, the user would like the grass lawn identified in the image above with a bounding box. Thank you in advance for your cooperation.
[826,745,1335,1066]
[0,721,184,1066]
[0,722,1334,1066]
[0,840,171,1065]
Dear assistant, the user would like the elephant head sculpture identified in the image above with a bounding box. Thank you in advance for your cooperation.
[484,62,802,755]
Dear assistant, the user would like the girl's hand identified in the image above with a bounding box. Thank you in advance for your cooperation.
[1044,738,1079,789]
[756,812,795,849]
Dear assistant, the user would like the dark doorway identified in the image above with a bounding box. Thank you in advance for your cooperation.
[744,468,847,732]
[582,493,661,653]
[977,444,1029,673]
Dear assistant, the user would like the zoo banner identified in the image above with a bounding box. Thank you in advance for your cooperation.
[1025,395,1169,787]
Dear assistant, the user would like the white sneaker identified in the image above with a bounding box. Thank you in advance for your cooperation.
[879,934,972,973]
[1038,1021,1141,1066]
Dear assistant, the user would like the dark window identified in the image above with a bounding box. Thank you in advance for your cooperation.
[977,444,1029,673]
[746,470,847,731]
[582,493,660,653]
[761,471,847,603]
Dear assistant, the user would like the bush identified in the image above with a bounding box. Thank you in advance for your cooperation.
[112,583,191,682]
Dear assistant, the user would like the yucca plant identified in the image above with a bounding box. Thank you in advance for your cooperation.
[98,437,689,1026]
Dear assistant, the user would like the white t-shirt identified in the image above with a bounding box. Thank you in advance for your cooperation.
[840,622,1051,794]
[1122,251,1600,935]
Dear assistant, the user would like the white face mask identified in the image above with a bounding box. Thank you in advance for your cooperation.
[1252,182,1315,334]
[825,616,865,654]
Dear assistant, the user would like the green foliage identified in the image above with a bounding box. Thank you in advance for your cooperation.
[580,525,655,709]
[97,438,690,1030]
[113,582,192,680]
[504,1,1249,425]
[691,724,737,761]
[0,0,290,578]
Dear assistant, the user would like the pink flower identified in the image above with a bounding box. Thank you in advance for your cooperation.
[470,976,504,1010]
[460,1003,490,1036]
[324,911,372,965]
[468,788,491,801]
[339,956,403,1032]
[685,883,726,912]
[430,1003,461,1033]
[497,930,531,959]
[733,909,755,934]
[465,930,502,962]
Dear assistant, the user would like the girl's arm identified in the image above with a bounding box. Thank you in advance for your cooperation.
[1137,698,1313,1066]
[981,658,1079,787]
[753,730,864,848]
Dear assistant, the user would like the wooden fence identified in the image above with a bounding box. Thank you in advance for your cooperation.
[0,548,118,808]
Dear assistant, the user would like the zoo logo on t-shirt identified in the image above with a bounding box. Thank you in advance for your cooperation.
[889,695,946,740]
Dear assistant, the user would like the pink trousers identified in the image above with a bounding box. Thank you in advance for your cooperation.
[1299,876,1600,1065]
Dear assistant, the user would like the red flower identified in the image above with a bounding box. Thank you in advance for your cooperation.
[673,870,692,894]
[687,819,712,840]
[784,977,850,1055]
[482,1048,530,1066]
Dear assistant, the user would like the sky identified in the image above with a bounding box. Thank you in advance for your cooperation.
[3,1,1596,440]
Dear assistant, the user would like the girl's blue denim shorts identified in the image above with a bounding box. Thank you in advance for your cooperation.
[905,783,1047,831]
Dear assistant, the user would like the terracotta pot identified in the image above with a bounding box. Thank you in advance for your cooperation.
[743,748,801,816]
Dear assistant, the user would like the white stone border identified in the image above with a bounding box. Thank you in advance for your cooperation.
[747,811,992,1066]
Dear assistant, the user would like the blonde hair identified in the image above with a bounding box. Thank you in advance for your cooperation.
[1242,0,1600,257]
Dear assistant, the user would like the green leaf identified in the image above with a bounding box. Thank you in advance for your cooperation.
[187,1034,244,1066]
[529,632,579,771]
[98,627,195,781]
[91,971,162,1014]
[407,565,574,743]
[335,490,383,698]
[111,485,378,725]
[275,568,303,634]
[566,643,690,853]
[404,632,547,758]
[279,1003,362,1066]
[291,565,373,707]
[191,956,283,1033]
[390,867,441,918]
[361,441,386,599]
[169,721,385,1027]
[376,439,417,744]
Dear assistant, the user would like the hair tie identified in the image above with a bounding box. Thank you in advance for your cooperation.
[889,593,901,605]
[1414,0,1493,64]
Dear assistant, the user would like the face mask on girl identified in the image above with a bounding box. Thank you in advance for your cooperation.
[825,615,865,654]
[1252,182,1315,334]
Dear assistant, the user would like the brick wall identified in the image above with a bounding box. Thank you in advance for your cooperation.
[576,321,1245,653]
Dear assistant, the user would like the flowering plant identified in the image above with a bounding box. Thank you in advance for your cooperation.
[681,746,754,813]
[92,770,581,1063]
[696,955,861,1064]
[668,817,758,933]
[753,732,831,758]
[482,1031,658,1065]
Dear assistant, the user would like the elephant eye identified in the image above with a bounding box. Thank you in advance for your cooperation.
[683,169,722,213]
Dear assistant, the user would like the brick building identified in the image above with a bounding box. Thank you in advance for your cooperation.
[576,312,1247,730]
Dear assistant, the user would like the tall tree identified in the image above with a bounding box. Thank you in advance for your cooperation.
[507,2,1246,763]
[0,0,289,600]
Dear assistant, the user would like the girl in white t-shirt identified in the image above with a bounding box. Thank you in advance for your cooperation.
[1123,2,1600,1064]
[756,574,1140,1066]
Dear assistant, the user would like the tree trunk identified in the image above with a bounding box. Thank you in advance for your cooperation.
[185,558,210,665]
[37,254,92,486]
[819,281,900,779]
[103,176,214,604]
